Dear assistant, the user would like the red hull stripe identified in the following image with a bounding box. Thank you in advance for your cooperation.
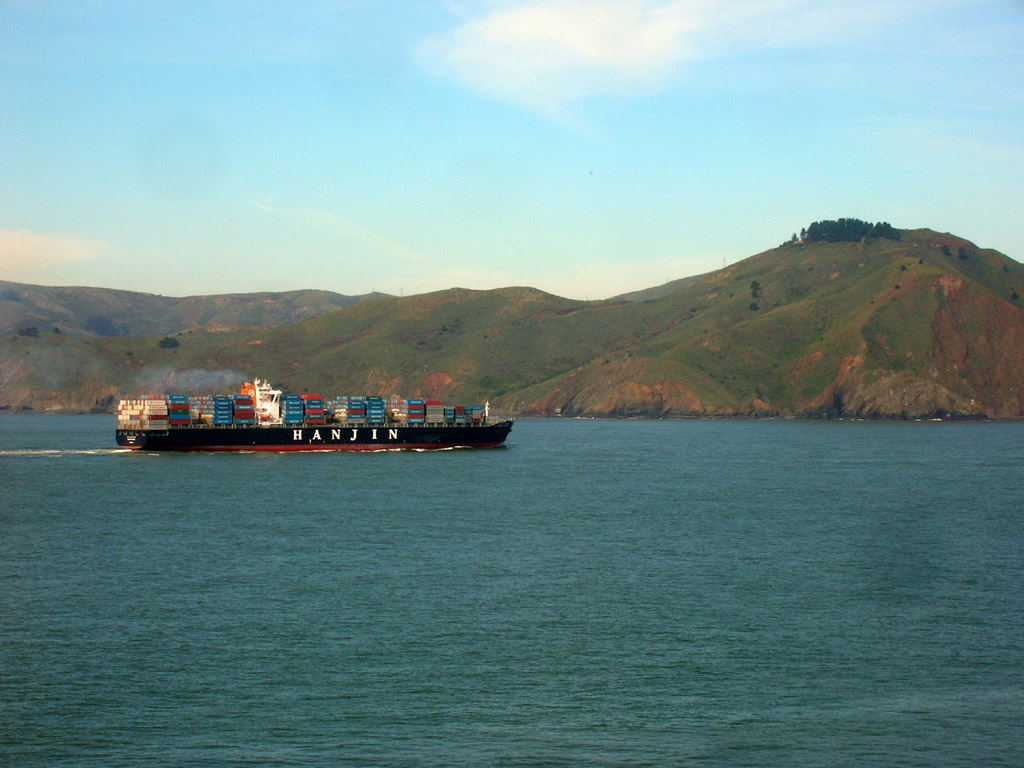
[131,443,506,452]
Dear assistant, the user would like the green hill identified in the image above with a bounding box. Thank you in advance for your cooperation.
[532,228,1023,418]
[2,226,1022,418]
[0,281,387,337]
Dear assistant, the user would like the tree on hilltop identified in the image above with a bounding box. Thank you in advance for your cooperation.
[869,221,900,239]
[802,218,901,244]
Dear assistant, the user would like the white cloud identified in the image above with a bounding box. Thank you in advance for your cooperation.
[420,0,950,115]
[0,229,106,281]
[421,0,697,114]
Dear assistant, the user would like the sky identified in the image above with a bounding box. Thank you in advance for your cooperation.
[1,1,1022,300]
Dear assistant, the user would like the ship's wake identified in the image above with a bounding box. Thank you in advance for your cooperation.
[0,448,137,457]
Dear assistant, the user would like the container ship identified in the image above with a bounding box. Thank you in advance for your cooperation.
[115,379,513,452]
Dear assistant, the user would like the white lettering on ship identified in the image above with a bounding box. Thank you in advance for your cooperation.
[297,427,399,442]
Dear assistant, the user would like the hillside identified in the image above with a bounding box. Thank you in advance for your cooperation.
[2,227,1022,418]
[529,229,1024,418]
[0,281,388,337]
[609,272,710,302]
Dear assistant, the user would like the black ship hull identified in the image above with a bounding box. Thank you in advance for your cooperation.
[116,421,513,452]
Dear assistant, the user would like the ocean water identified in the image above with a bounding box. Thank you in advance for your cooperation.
[1,414,1022,767]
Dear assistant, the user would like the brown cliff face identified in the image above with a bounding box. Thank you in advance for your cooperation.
[792,274,1024,419]
[525,358,715,417]
[928,282,1024,417]
[836,373,983,419]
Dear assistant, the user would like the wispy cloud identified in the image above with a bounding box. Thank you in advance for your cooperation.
[0,229,106,281]
[420,0,950,115]
[253,201,434,266]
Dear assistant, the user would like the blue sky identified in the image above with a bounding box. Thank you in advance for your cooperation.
[1,1,1022,300]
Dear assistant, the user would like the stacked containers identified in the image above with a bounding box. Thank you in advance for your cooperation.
[332,396,348,420]
[390,398,407,422]
[302,394,324,425]
[425,400,444,424]
[116,399,144,429]
[116,396,167,430]
[366,396,386,425]
[213,396,234,426]
[167,395,190,427]
[282,395,305,426]
[119,391,492,430]
[406,399,425,425]
[345,396,366,424]
[232,394,255,426]
[147,398,168,429]
[189,395,213,423]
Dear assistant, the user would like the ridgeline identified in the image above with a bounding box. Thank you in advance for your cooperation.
[2,224,1022,418]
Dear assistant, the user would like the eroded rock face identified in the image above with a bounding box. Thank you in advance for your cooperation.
[524,358,721,417]
[928,288,1024,418]
[836,373,982,419]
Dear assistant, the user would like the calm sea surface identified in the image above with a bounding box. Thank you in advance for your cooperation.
[2,415,1022,767]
